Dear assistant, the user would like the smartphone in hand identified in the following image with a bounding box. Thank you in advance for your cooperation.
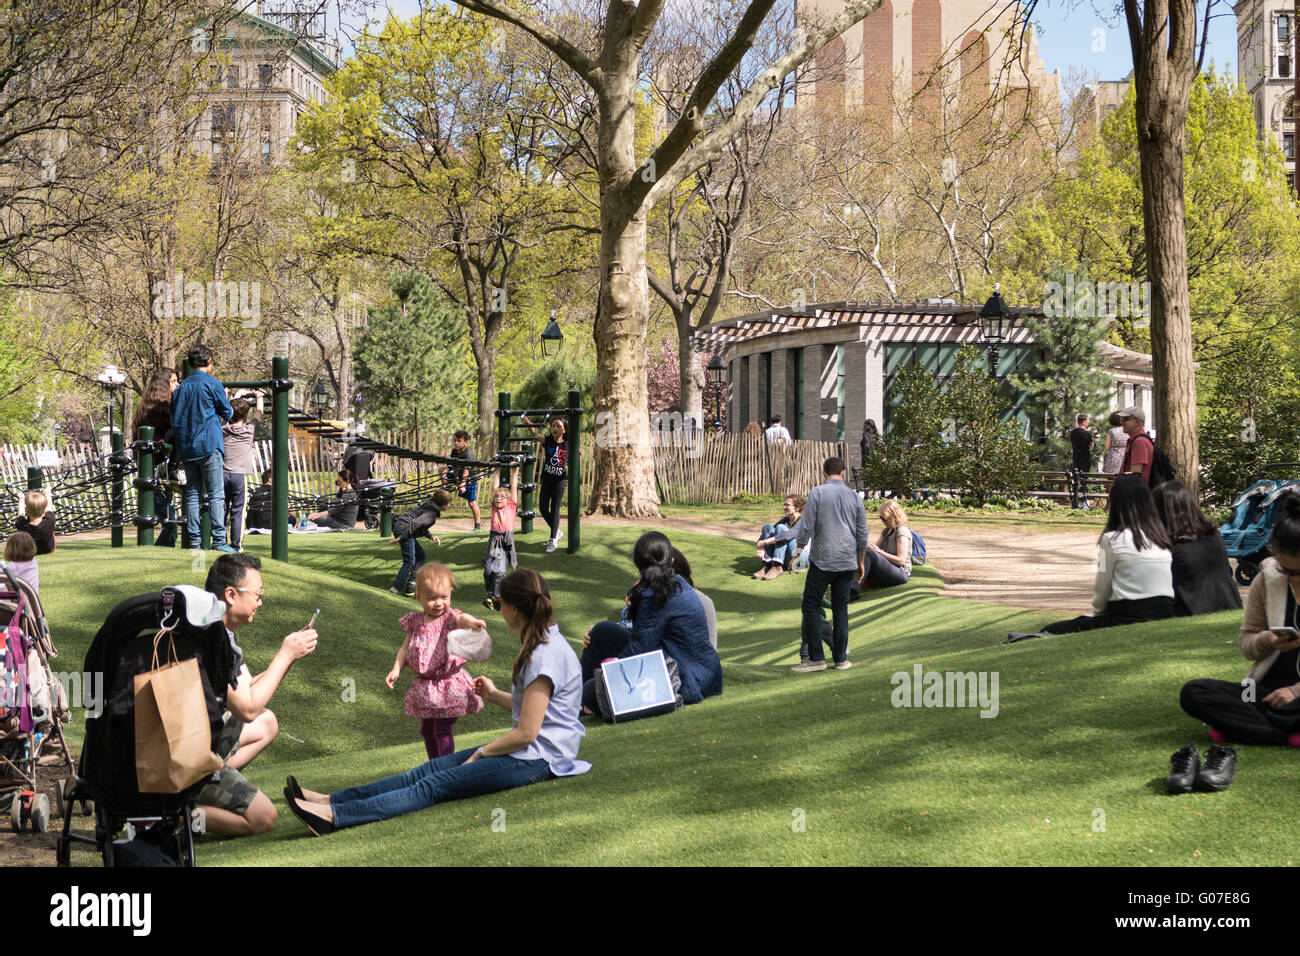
[1273,626,1300,641]
[307,608,320,630]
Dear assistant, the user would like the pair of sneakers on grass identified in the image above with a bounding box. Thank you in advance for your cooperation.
[1165,740,1237,794]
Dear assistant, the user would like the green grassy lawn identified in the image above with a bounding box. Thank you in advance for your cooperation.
[37,524,1283,866]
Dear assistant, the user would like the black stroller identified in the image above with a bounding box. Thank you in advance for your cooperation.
[57,587,233,867]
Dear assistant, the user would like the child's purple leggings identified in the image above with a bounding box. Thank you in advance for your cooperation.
[419,717,457,760]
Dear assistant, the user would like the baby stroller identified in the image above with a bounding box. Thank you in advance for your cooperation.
[0,561,74,834]
[359,478,396,530]
[1221,477,1300,585]
[57,586,233,867]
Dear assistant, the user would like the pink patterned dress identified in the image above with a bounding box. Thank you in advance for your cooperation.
[400,610,483,720]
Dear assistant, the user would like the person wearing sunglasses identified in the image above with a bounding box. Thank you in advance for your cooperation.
[194,552,318,837]
[1176,492,1300,774]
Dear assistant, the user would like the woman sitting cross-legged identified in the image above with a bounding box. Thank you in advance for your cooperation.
[1153,480,1242,617]
[754,494,805,580]
[580,531,722,712]
[284,568,590,835]
[1178,492,1300,748]
[1007,473,1175,643]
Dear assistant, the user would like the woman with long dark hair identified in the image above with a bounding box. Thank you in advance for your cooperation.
[580,531,722,709]
[1177,493,1300,753]
[1153,480,1241,617]
[1007,474,1175,642]
[285,568,589,835]
[131,367,180,547]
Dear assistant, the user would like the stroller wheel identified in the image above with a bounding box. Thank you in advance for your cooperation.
[54,778,70,818]
[364,515,379,530]
[1235,562,1259,587]
[9,793,21,832]
[31,794,49,833]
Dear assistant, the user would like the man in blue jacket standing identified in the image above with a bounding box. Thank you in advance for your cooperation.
[172,344,235,551]
[793,456,870,673]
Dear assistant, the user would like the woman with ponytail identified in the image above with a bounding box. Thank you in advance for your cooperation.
[285,568,590,835]
[1178,492,1300,749]
[580,531,722,712]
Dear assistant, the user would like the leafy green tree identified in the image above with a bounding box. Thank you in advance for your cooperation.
[858,363,950,498]
[942,347,1039,504]
[353,272,473,433]
[1008,264,1118,463]
[513,357,596,433]
[1198,338,1300,504]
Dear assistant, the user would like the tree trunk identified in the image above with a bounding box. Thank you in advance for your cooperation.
[588,61,660,517]
[476,342,497,451]
[676,317,705,426]
[1129,0,1200,494]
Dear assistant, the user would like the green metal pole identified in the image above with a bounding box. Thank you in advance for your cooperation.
[566,389,580,554]
[25,466,42,491]
[136,425,156,546]
[497,391,510,486]
[110,431,125,548]
[271,355,290,563]
[520,450,536,536]
[379,485,393,538]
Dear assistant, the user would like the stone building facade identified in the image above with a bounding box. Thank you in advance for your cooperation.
[694,302,1154,447]
[1236,0,1297,187]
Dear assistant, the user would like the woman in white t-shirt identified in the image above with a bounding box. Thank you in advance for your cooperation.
[1007,474,1174,643]
[284,568,590,834]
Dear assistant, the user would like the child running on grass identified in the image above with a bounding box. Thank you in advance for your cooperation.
[386,562,486,759]
[390,489,453,596]
[482,485,518,610]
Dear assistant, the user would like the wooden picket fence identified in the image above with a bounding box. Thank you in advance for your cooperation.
[0,442,103,484]
[653,433,847,504]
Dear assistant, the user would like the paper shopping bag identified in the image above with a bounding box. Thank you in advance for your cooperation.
[134,648,222,794]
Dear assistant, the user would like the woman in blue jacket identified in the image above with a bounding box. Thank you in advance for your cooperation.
[580,531,722,711]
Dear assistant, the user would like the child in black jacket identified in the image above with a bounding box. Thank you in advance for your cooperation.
[390,489,453,595]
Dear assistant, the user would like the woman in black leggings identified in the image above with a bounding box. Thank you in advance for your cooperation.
[530,418,568,553]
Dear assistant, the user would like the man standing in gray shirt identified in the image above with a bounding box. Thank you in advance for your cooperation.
[793,456,870,672]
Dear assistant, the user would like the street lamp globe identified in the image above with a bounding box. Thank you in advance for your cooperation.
[541,311,564,358]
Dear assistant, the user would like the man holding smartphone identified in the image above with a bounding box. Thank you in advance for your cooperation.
[195,552,318,838]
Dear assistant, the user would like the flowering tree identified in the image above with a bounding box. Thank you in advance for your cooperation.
[646,337,680,412]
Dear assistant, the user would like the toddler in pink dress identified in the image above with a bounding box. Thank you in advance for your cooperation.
[385,563,486,759]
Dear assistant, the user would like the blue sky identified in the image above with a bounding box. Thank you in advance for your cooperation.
[341,0,1242,85]
[1031,0,1239,83]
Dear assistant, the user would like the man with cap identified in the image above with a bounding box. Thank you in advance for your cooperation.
[1117,406,1154,485]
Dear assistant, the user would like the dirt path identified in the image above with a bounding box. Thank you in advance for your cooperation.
[586,514,1104,612]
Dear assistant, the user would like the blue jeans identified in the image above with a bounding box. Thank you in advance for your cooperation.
[329,746,555,829]
[182,451,226,548]
[760,522,794,567]
[801,563,856,664]
[155,492,178,548]
[393,537,425,592]
[223,472,247,549]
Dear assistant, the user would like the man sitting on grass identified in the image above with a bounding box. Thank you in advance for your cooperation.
[195,553,318,837]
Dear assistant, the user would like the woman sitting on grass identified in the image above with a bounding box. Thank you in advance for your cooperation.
[1007,474,1174,643]
[860,500,913,590]
[754,494,805,580]
[284,568,590,835]
[580,531,722,711]
[1153,480,1242,617]
[1178,492,1300,748]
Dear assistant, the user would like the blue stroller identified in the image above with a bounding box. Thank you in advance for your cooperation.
[1220,478,1300,585]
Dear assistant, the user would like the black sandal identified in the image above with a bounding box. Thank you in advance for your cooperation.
[285,788,335,836]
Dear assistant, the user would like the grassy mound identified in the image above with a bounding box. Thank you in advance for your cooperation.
[35,526,1276,866]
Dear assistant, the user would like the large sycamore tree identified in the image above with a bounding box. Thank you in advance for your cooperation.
[451,0,884,516]
[1121,0,1219,492]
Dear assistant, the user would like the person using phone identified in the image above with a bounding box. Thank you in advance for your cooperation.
[1180,492,1300,746]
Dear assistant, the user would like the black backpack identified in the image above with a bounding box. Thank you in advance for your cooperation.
[1138,433,1176,487]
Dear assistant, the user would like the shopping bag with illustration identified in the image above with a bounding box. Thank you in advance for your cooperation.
[134,629,222,794]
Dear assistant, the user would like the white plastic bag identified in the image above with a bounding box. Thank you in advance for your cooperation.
[447,627,491,662]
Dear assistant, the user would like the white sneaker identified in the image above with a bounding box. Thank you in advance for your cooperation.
[791,661,827,673]
[555,529,564,543]
[834,660,852,670]
[545,539,557,553]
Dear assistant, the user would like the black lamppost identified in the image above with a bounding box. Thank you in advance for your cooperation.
[96,364,126,438]
[541,310,563,358]
[311,380,331,418]
[707,353,727,429]
[979,285,1012,379]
